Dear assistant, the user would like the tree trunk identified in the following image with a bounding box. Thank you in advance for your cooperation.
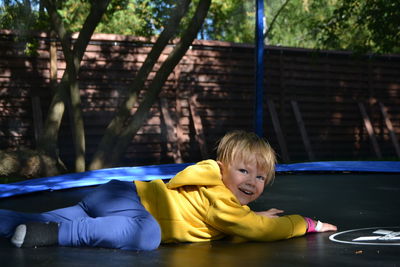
[89,0,193,170]
[39,0,111,171]
[108,0,212,166]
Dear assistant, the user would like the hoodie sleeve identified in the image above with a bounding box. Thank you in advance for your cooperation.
[204,187,307,241]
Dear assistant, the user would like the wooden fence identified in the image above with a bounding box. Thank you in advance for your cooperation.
[1,31,400,168]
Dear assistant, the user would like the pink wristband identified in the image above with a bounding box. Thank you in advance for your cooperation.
[305,217,316,233]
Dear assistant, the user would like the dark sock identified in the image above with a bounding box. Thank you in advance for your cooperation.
[11,222,59,248]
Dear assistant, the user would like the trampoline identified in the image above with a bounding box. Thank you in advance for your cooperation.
[1,161,399,266]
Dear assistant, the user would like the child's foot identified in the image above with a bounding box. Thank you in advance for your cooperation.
[11,222,59,248]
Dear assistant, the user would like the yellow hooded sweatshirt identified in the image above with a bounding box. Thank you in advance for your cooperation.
[135,159,307,243]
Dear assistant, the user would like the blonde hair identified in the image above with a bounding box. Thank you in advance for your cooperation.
[216,130,276,185]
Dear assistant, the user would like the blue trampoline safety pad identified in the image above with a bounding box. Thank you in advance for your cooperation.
[0,161,399,199]
[276,161,400,173]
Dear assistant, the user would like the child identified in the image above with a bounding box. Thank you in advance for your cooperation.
[1,130,337,250]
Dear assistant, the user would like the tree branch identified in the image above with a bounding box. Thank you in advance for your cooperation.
[89,0,193,170]
[40,0,111,171]
[264,0,291,43]
[109,0,212,166]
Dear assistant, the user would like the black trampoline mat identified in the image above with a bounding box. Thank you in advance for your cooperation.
[1,173,400,267]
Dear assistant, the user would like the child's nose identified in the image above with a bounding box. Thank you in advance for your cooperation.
[246,177,257,186]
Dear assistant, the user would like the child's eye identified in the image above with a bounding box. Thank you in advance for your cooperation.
[256,176,265,181]
[239,169,248,174]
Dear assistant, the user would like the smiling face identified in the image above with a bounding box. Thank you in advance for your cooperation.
[215,131,276,205]
[218,157,266,205]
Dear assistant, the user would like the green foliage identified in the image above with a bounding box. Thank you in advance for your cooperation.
[199,0,399,54]
[57,0,176,37]
[204,0,399,54]
[1,0,398,53]
[1,0,40,32]
[0,0,50,55]
[201,0,254,43]
[0,0,177,37]
[56,0,90,32]
[265,0,337,48]
[317,0,400,53]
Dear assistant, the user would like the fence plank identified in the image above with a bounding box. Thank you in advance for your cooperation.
[291,100,315,161]
[267,99,290,162]
[159,98,183,163]
[31,96,43,145]
[358,102,382,158]
[379,102,400,158]
[189,95,208,159]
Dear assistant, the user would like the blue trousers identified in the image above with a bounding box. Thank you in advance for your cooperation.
[0,180,161,250]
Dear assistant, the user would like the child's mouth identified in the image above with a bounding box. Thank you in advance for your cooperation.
[239,188,253,195]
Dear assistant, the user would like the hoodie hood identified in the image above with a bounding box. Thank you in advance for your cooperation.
[167,160,223,189]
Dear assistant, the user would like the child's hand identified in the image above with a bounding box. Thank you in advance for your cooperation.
[305,217,338,233]
[255,208,284,218]
[318,221,337,232]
